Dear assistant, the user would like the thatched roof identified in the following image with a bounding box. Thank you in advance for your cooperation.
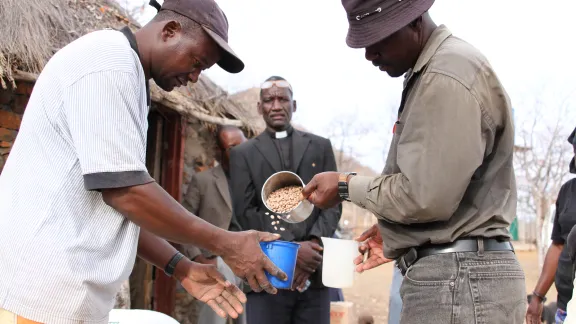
[0,0,260,135]
[229,88,266,132]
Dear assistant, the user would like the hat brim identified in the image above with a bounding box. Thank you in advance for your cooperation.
[346,0,435,49]
[202,26,245,74]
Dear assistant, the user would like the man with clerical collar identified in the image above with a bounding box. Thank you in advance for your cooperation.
[302,0,524,323]
[229,76,342,323]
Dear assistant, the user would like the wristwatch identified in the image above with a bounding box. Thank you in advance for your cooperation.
[338,172,357,202]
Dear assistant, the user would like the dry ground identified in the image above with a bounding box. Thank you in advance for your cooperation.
[342,250,555,323]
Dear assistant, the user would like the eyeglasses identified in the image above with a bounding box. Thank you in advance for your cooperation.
[260,80,293,92]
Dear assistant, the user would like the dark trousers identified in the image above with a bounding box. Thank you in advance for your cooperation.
[246,287,330,324]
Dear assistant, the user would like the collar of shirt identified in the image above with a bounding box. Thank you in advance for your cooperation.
[266,124,294,139]
[119,26,151,107]
[404,25,453,88]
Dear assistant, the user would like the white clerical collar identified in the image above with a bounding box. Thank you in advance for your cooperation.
[275,131,288,139]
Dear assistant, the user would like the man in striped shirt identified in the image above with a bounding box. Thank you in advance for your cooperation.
[0,0,286,323]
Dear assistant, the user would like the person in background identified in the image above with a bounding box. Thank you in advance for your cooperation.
[180,125,247,324]
[552,128,576,324]
[302,0,524,323]
[0,0,287,322]
[229,76,342,324]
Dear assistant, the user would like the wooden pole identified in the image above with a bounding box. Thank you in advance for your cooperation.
[154,111,184,315]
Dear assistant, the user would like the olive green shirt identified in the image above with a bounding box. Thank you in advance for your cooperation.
[349,25,516,259]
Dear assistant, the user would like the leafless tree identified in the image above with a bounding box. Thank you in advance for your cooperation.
[324,111,375,171]
[515,94,575,267]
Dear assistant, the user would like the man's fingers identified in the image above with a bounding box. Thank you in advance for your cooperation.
[301,178,317,198]
[353,254,365,265]
[255,269,277,294]
[206,300,227,319]
[257,231,282,242]
[206,265,231,288]
[292,273,305,291]
[313,253,323,261]
[307,192,318,206]
[310,243,324,252]
[225,284,247,305]
[357,256,390,272]
[263,258,287,281]
[355,225,378,242]
[246,276,262,293]
[300,263,316,273]
[221,288,244,314]
[215,296,239,319]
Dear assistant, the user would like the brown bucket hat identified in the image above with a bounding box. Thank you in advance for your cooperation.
[342,0,435,49]
[151,0,245,73]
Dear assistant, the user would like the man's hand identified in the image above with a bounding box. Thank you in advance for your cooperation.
[292,266,312,292]
[301,172,341,209]
[525,296,544,324]
[194,255,218,266]
[220,230,287,294]
[297,240,323,273]
[353,225,393,272]
[175,258,246,319]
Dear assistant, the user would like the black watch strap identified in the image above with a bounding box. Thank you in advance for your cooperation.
[164,251,185,277]
[532,291,547,303]
[338,172,357,201]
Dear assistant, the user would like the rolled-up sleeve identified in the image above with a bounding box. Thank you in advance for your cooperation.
[349,72,486,224]
[63,71,153,191]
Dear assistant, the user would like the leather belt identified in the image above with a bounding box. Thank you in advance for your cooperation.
[396,237,514,276]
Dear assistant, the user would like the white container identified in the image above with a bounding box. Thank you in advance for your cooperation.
[321,237,359,288]
[108,309,180,324]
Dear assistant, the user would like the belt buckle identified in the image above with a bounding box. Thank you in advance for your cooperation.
[397,248,418,276]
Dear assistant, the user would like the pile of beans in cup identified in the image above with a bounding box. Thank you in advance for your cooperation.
[265,185,304,231]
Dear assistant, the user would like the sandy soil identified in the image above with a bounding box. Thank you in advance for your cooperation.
[342,250,556,323]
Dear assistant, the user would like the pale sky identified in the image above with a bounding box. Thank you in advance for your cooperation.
[122,0,576,172]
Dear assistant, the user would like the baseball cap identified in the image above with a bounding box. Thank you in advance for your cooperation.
[151,0,244,73]
[341,0,435,49]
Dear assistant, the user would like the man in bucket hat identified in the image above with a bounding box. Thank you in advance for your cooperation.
[0,0,288,323]
[302,0,525,323]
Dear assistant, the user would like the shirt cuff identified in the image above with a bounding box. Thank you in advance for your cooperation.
[201,249,217,259]
[348,175,374,208]
[83,171,154,191]
[182,245,202,261]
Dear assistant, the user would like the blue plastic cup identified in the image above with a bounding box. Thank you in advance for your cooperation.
[259,241,300,289]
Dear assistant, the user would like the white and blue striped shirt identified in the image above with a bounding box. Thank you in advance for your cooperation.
[0,29,152,324]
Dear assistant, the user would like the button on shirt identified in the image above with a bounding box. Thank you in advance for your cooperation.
[0,29,152,323]
[349,25,516,258]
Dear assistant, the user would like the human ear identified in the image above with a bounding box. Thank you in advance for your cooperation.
[161,20,182,42]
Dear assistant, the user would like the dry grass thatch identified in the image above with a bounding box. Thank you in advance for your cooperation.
[229,88,266,132]
[0,0,260,135]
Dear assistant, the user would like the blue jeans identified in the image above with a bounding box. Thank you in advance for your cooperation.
[399,251,526,323]
[556,308,567,324]
[388,265,403,324]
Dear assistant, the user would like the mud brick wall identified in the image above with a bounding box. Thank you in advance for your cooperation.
[181,119,217,195]
[0,82,33,173]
